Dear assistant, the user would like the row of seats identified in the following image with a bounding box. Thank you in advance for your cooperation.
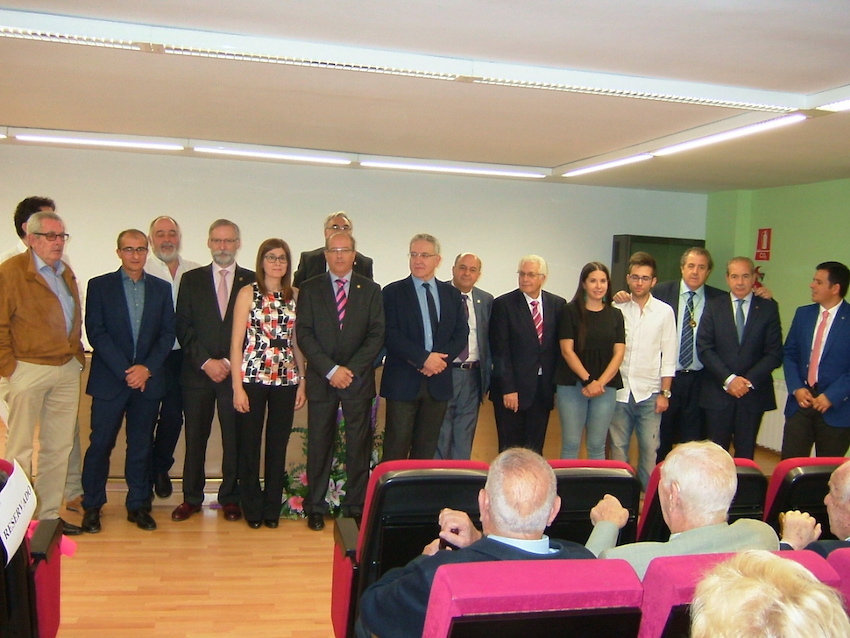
[330,456,848,638]
[423,548,850,638]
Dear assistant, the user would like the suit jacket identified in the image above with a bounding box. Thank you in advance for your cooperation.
[489,289,566,411]
[586,519,779,579]
[292,246,374,288]
[804,539,850,557]
[784,300,850,427]
[464,286,494,400]
[295,272,385,401]
[85,269,175,401]
[697,293,783,412]
[359,536,595,638]
[175,264,255,388]
[380,276,469,402]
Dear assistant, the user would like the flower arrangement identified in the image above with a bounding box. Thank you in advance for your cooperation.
[281,398,382,519]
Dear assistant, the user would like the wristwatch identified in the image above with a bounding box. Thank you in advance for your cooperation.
[580,375,593,387]
[661,389,672,399]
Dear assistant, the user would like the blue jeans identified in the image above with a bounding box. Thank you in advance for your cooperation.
[609,393,662,489]
[556,383,616,459]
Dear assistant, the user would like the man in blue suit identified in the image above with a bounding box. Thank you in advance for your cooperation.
[782,261,850,458]
[81,229,175,532]
[435,253,493,460]
[380,233,468,460]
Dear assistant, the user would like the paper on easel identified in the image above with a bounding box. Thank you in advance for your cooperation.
[0,459,37,565]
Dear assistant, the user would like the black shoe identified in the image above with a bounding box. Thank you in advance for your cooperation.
[307,513,325,531]
[264,518,279,529]
[81,508,102,534]
[127,509,157,531]
[247,519,262,529]
[60,517,83,536]
[154,473,173,499]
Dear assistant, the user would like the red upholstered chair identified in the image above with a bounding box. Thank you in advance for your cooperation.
[826,547,850,605]
[638,458,768,543]
[331,460,489,638]
[763,456,847,538]
[422,558,643,638]
[547,459,642,544]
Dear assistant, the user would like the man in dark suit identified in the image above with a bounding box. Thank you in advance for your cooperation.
[697,257,783,459]
[489,255,565,454]
[435,253,493,460]
[296,232,384,531]
[356,448,595,638]
[780,460,850,556]
[292,211,373,287]
[81,229,175,532]
[171,219,254,523]
[781,261,850,458]
[380,233,468,460]
[644,247,726,462]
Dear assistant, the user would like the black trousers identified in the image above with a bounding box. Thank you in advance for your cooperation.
[383,379,447,461]
[781,407,850,458]
[657,369,706,463]
[150,349,184,481]
[236,383,296,521]
[306,397,373,515]
[492,375,551,455]
[705,405,764,460]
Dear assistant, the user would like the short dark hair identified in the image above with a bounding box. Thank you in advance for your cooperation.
[817,261,850,298]
[628,251,657,278]
[680,246,714,272]
[14,196,55,239]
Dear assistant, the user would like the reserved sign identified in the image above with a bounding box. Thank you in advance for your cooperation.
[0,459,37,565]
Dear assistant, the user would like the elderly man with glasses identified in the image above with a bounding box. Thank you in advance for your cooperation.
[292,211,374,287]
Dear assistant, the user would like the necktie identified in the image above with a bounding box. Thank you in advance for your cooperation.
[679,291,695,369]
[458,294,470,362]
[423,282,439,338]
[217,269,229,319]
[531,299,543,344]
[335,278,347,329]
[735,298,746,343]
[808,309,830,387]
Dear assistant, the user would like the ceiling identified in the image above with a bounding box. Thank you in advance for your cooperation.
[1,1,850,193]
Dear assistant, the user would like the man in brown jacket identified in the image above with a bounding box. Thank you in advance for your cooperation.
[0,211,85,533]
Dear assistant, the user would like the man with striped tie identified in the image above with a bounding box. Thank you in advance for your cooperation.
[296,232,385,530]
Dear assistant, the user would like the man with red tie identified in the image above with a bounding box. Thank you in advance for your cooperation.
[781,261,850,458]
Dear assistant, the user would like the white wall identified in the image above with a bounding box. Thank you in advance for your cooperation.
[0,145,707,301]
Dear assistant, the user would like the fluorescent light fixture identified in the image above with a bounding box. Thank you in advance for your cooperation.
[818,98,850,113]
[359,159,547,179]
[193,145,351,166]
[563,154,653,178]
[0,25,140,50]
[652,113,807,156]
[15,133,184,151]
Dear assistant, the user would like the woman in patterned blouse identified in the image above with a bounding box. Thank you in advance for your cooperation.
[230,238,307,528]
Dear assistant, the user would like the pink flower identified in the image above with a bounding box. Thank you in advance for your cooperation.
[288,495,304,512]
[298,471,309,486]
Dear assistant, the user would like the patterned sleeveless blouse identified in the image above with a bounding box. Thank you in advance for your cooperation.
[240,283,299,387]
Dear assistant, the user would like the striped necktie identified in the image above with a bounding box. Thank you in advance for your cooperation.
[335,278,347,329]
[531,299,543,344]
[679,291,695,369]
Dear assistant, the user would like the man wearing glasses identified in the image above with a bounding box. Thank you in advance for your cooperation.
[610,252,678,489]
[380,234,468,460]
[292,211,374,287]
[0,211,85,534]
[80,230,175,532]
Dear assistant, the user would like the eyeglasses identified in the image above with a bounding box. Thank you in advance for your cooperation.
[209,238,239,245]
[119,246,149,254]
[325,248,354,255]
[326,224,352,232]
[409,252,437,259]
[628,275,653,283]
[517,271,543,278]
[264,254,288,264]
[33,232,70,242]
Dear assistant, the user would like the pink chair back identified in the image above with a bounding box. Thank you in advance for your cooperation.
[827,546,850,605]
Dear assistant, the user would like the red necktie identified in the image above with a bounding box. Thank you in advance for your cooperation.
[531,300,543,344]
[335,278,347,329]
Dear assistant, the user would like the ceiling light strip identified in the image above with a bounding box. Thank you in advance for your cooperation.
[15,134,183,151]
[563,154,653,178]
[0,26,140,50]
[818,98,850,113]
[193,146,351,165]
[360,160,546,179]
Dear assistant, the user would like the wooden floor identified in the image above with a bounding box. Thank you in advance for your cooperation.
[44,402,779,637]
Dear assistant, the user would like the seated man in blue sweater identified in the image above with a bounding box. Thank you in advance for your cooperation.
[356,448,594,638]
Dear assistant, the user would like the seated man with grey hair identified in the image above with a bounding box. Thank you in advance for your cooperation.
[585,440,779,578]
[356,448,594,638]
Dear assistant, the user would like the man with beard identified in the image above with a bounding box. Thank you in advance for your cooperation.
[143,216,200,500]
[170,220,254,523]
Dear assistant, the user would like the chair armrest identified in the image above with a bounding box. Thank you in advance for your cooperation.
[334,517,359,560]
[29,518,63,563]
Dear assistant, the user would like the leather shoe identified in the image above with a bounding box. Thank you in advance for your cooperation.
[247,519,262,529]
[60,517,83,536]
[307,513,325,531]
[171,502,202,522]
[81,508,102,534]
[264,518,279,529]
[127,509,157,531]
[154,473,173,498]
[222,503,242,522]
